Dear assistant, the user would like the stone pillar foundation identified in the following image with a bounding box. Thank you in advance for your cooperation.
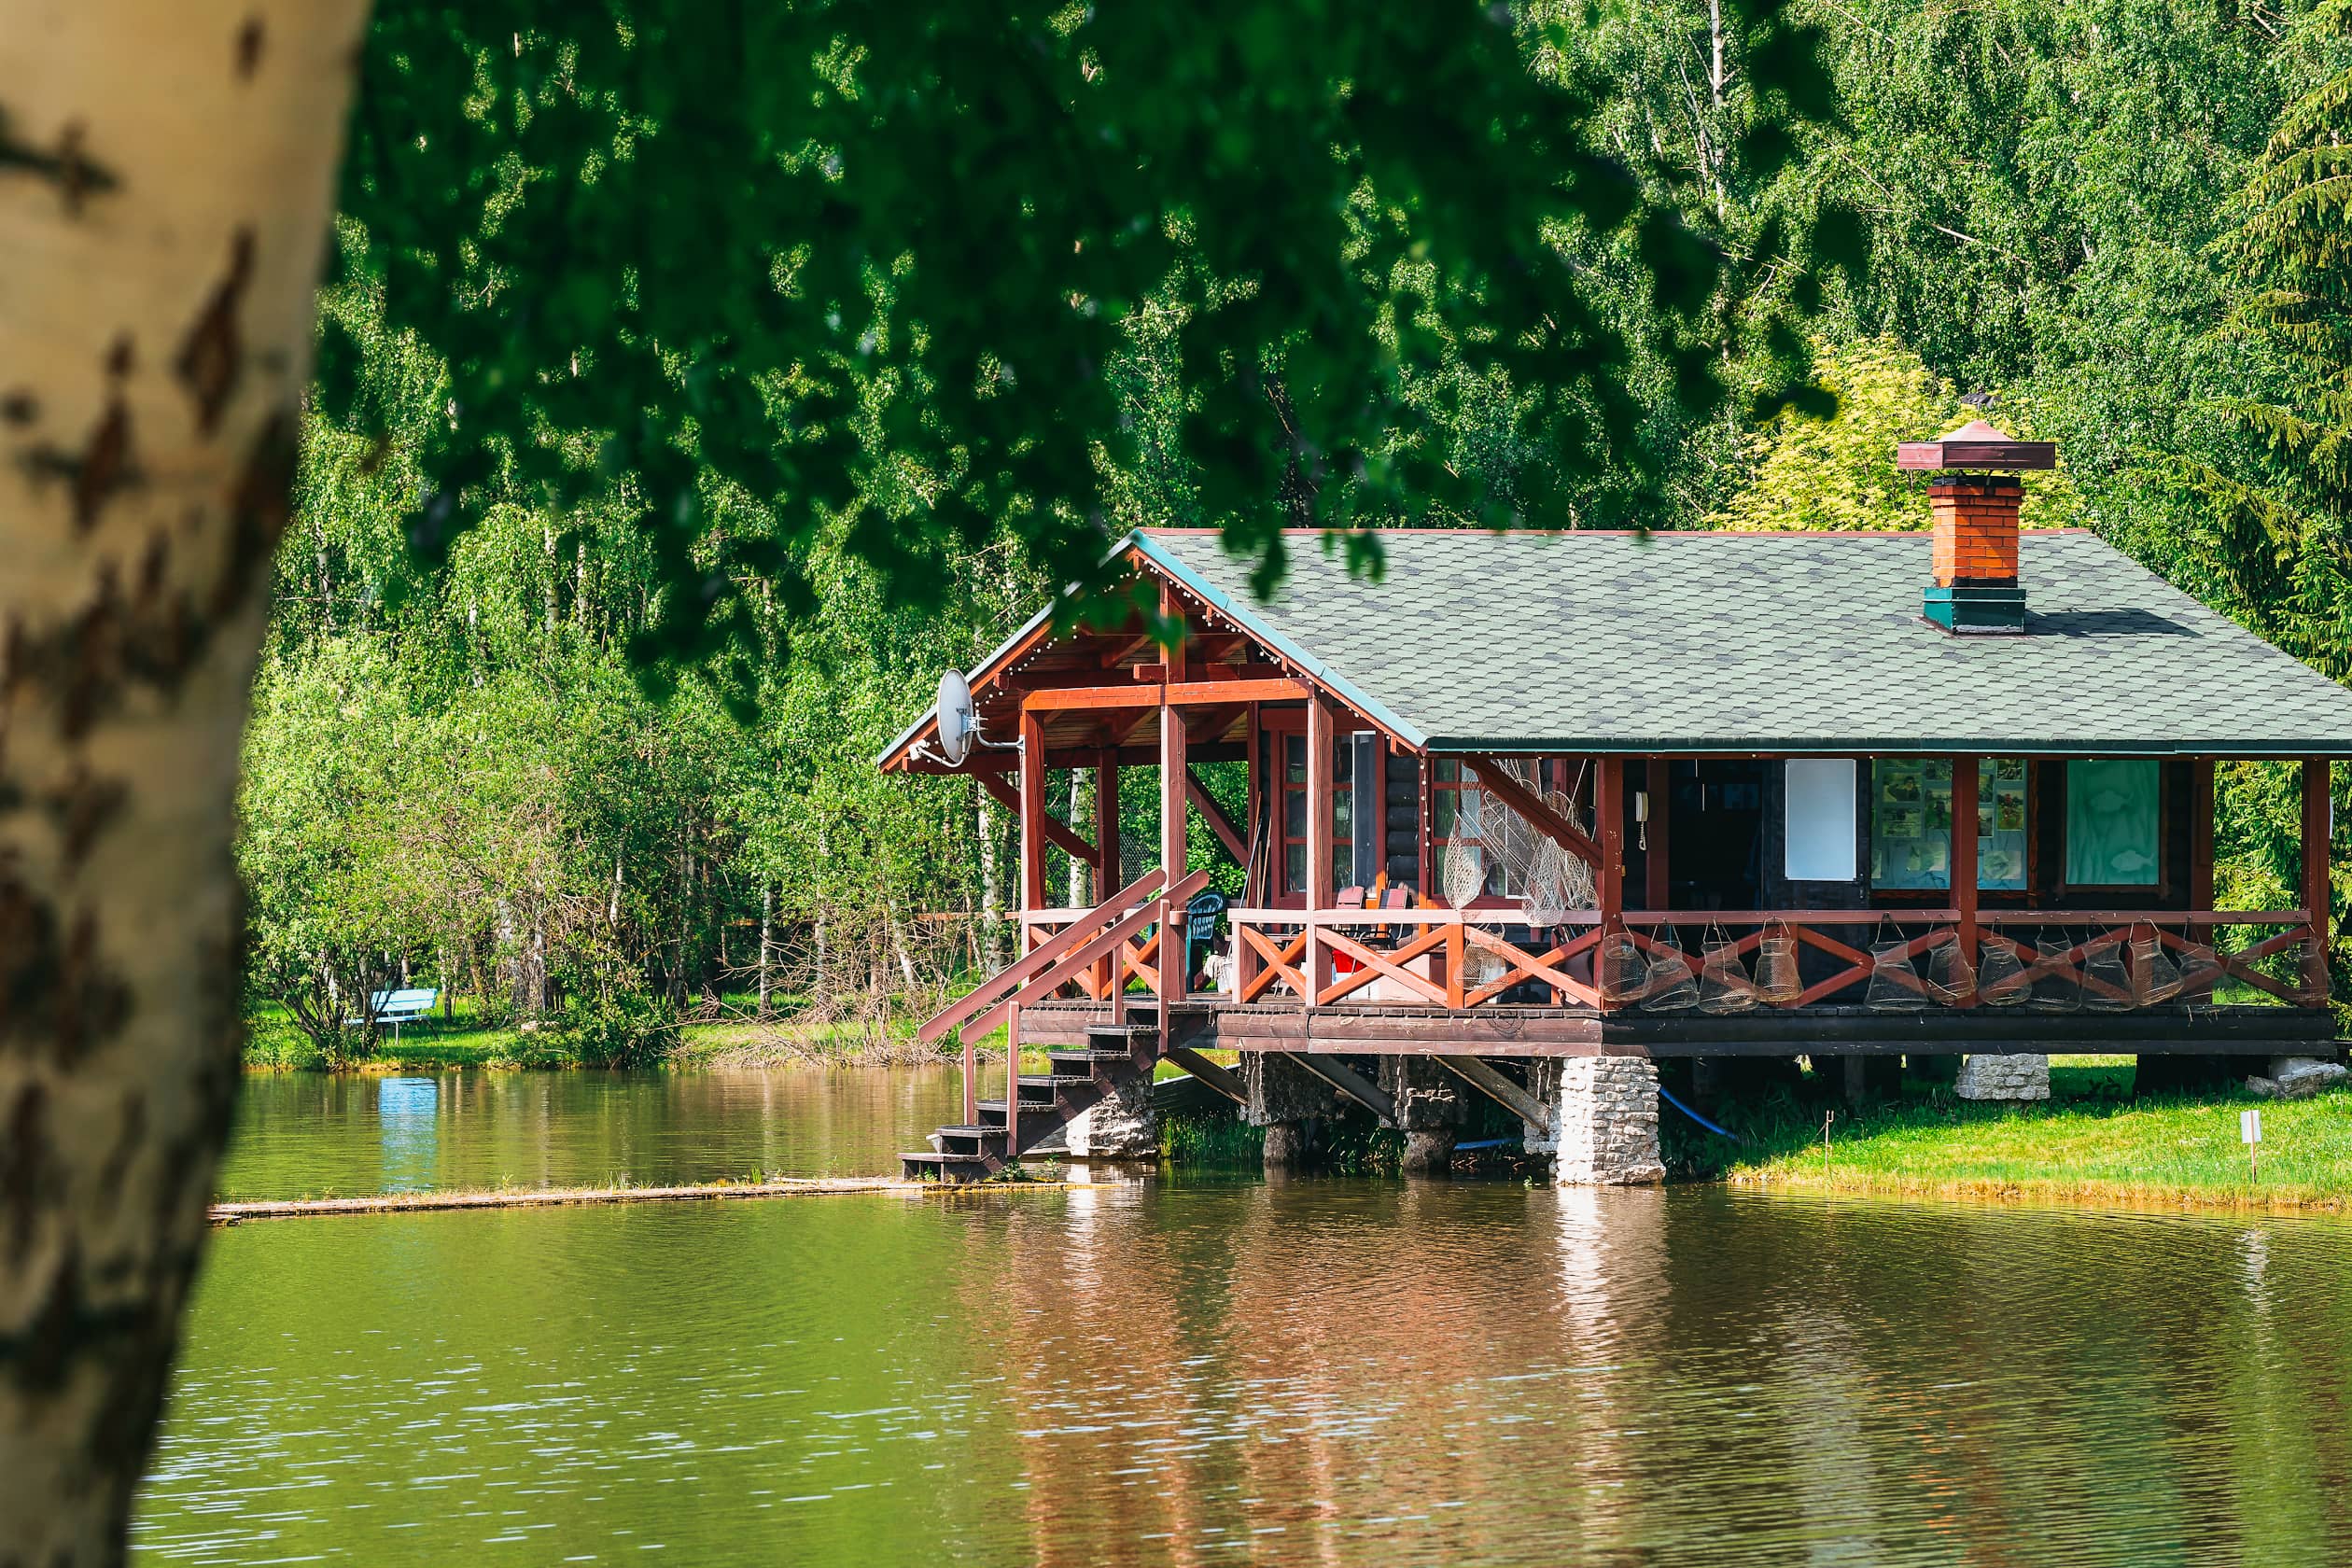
[1549,1057,1665,1186]
[1063,1072,1157,1157]
[1400,1128,1457,1172]
[1955,1053,2050,1101]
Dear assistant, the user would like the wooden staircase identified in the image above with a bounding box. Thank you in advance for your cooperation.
[899,865,1209,1183]
[901,1022,1157,1181]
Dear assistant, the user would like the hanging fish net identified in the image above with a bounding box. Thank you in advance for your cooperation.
[1756,924,1804,1005]
[2028,934,2082,1013]
[2131,930,2183,1007]
[1597,927,1649,1006]
[2081,933,2132,1012]
[1639,928,1699,1012]
[1696,927,1757,1015]
[1923,931,1977,1006]
[1441,843,1486,911]
[2172,934,2221,1002]
[1865,920,1927,1012]
[1976,937,2028,1007]
[1476,759,1597,926]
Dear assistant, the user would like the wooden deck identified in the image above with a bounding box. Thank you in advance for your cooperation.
[1016,998,2333,1057]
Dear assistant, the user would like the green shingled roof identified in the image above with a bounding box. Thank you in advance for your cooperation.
[1135,528,2352,757]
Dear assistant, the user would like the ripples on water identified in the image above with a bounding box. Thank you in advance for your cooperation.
[139,1074,2352,1565]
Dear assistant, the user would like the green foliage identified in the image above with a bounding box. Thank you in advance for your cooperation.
[559,991,683,1070]
[324,0,1849,681]
[1712,336,2087,531]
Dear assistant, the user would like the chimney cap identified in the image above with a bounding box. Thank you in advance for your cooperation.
[1897,419,2057,472]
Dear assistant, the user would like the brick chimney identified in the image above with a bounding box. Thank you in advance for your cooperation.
[1896,419,2056,635]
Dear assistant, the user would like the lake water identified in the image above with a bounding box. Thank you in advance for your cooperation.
[137,1071,2352,1564]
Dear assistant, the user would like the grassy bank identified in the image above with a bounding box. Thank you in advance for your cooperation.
[243,994,956,1073]
[1706,1057,2352,1211]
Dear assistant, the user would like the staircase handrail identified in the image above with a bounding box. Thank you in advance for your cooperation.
[961,868,1211,1047]
[917,867,1169,1045]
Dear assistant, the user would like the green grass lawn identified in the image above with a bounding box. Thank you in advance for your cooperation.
[1719,1057,2352,1211]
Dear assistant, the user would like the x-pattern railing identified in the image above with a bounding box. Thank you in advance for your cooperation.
[1225,906,2323,1014]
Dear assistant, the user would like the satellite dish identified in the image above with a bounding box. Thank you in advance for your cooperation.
[935,669,975,766]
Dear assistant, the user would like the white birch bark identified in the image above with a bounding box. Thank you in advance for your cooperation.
[0,4,371,1560]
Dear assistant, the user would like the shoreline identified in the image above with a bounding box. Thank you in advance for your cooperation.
[209,1174,1084,1224]
[1723,1169,2352,1216]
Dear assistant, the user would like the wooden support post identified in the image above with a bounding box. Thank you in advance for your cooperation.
[1017,709,1047,923]
[2303,756,2332,1004]
[2189,756,2216,911]
[1244,704,1263,905]
[1643,759,1671,910]
[1094,751,1120,999]
[1433,1057,1556,1135]
[1282,1051,1393,1124]
[1953,756,1980,995]
[1160,703,1188,1007]
[1596,755,1626,956]
[1013,707,1047,1162]
[1307,696,1336,1001]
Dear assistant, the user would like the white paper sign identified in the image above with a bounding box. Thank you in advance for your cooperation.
[1785,759,1858,882]
[2242,1109,2263,1145]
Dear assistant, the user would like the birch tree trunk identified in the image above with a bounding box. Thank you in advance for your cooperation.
[976,781,1004,970]
[0,4,371,1561]
[756,880,774,1020]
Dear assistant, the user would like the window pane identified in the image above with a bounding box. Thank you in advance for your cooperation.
[1459,790,1482,839]
[1870,759,1948,889]
[2066,759,2160,886]
[1434,791,1455,838]
[1283,789,1306,837]
[1435,759,1459,783]
[1785,759,1857,882]
[1980,759,2028,889]
[1335,743,1352,786]
[1284,735,1305,784]
[1284,843,1305,892]
[1333,791,1353,844]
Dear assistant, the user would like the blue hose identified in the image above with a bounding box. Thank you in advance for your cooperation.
[1658,1084,1743,1142]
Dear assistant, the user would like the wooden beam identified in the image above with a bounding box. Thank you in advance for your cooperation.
[1432,1057,1556,1134]
[1094,751,1121,901]
[1161,581,1188,684]
[1463,756,1604,869]
[2190,756,2216,911]
[1022,678,1308,712]
[1096,630,1155,669]
[1953,755,1979,1001]
[1596,757,1625,963]
[1244,705,1264,906]
[2304,756,2332,1002]
[1017,708,1047,916]
[1281,1051,1393,1124]
[1185,766,1248,862]
[1307,697,1336,997]
[1161,693,1188,1005]
[975,769,1095,867]
[1166,1045,1247,1105]
[1644,759,1670,911]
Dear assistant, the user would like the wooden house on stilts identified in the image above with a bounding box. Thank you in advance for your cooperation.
[880,429,2352,1183]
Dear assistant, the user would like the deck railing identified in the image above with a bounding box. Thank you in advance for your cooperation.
[1221,906,2325,1014]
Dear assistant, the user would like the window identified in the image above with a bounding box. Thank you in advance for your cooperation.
[1277,732,1355,895]
[2065,759,2160,886]
[1870,758,2029,891]
[1784,760,1856,882]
